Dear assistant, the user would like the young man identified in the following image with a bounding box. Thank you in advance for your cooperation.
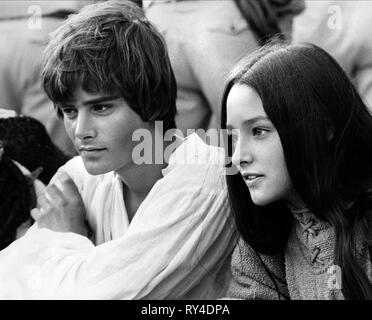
[0,0,235,299]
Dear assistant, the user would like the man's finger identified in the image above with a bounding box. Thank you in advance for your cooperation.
[46,183,64,202]
[38,194,51,210]
[59,174,81,198]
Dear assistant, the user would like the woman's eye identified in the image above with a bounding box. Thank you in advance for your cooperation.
[252,128,269,137]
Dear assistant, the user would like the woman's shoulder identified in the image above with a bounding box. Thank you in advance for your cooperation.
[231,238,286,276]
[227,237,288,299]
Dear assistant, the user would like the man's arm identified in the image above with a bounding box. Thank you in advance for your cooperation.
[0,150,235,299]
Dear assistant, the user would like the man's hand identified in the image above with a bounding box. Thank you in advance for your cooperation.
[31,172,89,237]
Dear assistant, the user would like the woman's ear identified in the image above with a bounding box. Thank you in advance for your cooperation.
[327,128,335,142]
[324,118,335,142]
[0,140,3,161]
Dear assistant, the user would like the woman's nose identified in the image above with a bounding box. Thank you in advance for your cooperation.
[232,137,253,169]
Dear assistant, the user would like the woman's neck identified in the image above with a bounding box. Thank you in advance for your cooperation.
[286,190,307,211]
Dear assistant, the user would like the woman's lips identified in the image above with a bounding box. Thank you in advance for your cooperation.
[241,173,264,187]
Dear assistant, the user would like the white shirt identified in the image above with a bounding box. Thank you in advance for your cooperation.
[0,134,236,299]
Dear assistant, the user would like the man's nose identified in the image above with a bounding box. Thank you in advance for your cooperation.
[74,112,96,140]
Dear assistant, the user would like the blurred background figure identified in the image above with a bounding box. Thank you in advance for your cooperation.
[0,1,143,155]
[0,115,71,185]
[0,109,71,250]
[0,1,96,155]
[0,145,45,250]
[145,0,305,138]
[293,0,372,111]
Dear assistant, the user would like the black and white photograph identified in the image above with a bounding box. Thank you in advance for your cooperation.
[0,0,372,309]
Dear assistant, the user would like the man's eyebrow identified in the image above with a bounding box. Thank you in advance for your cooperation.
[55,102,72,108]
[83,95,120,105]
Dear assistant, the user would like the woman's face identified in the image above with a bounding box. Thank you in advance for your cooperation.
[59,86,151,176]
[226,84,295,206]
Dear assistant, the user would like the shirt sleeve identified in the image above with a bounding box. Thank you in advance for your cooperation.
[0,140,236,299]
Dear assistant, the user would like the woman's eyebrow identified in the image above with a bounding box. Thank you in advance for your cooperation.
[243,116,270,125]
[227,116,269,130]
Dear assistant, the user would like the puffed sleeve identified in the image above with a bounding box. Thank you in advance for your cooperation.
[0,134,236,299]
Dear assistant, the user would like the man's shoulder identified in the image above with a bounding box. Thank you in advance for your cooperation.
[161,133,227,191]
[53,156,115,191]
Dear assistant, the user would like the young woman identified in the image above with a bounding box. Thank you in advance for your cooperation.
[0,0,235,299]
[222,41,372,300]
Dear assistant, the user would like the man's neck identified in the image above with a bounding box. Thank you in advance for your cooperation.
[116,134,176,197]
[118,161,167,198]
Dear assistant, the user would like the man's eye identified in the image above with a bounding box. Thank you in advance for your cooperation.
[60,107,77,118]
[92,104,111,112]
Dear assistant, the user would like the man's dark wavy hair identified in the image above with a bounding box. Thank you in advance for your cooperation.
[42,0,177,132]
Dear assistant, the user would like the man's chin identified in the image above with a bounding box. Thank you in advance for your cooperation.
[83,163,110,176]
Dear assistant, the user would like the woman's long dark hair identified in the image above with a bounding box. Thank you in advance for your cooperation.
[221,41,372,299]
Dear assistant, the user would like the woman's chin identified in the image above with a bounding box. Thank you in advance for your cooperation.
[250,194,273,207]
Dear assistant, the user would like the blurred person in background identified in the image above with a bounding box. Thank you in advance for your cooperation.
[0,1,92,155]
[145,0,305,139]
[293,0,372,111]
[0,109,46,250]
[0,113,71,185]
[0,1,143,155]
[0,145,45,250]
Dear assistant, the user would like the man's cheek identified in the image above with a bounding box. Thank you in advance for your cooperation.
[64,121,75,142]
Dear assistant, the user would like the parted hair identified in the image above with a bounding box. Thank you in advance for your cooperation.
[42,0,177,132]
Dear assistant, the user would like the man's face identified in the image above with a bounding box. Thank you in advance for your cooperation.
[59,86,151,176]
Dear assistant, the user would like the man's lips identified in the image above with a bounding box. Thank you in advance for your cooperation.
[78,146,106,152]
[78,147,107,156]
